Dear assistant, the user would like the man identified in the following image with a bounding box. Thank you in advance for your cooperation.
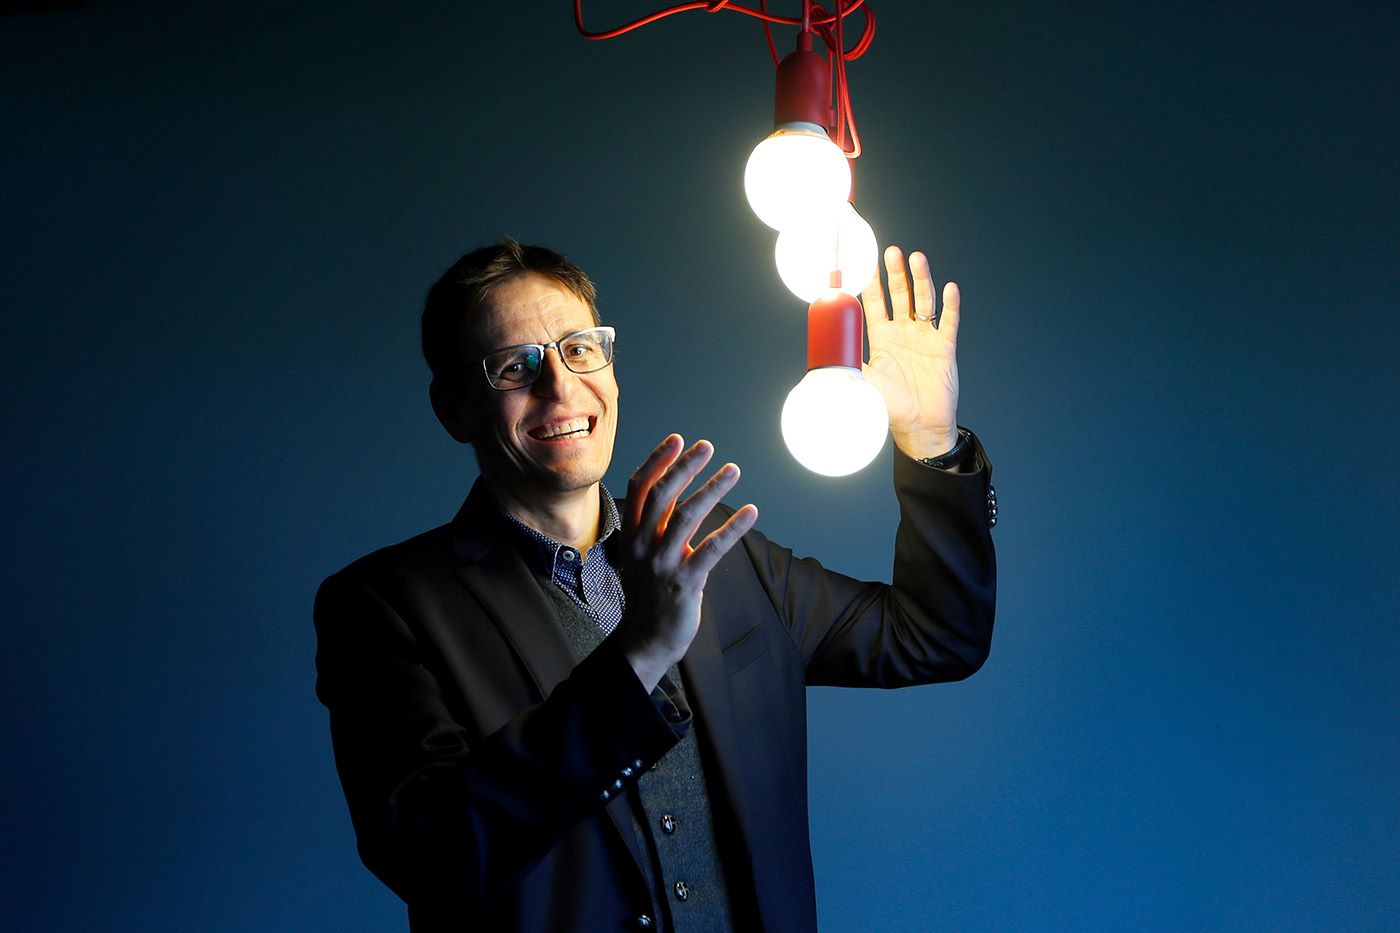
[315,239,997,931]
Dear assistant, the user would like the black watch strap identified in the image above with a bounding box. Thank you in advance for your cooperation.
[917,427,974,471]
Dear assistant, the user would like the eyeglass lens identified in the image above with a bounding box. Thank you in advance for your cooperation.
[484,329,613,389]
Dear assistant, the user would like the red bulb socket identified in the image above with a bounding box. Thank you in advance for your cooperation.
[806,291,864,370]
[774,33,832,129]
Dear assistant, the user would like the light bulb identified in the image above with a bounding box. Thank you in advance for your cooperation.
[781,366,889,476]
[774,202,879,303]
[744,123,851,231]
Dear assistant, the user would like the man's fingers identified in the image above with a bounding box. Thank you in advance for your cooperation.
[637,440,714,541]
[688,503,759,577]
[662,461,741,552]
[910,251,936,323]
[884,245,912,319]
[939,281,961,339]
[861,268,889,330]
[628,443,755,581]
[626,434,683,532]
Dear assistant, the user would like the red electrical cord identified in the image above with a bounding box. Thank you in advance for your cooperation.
[760,0,779,67]
[573,0,867,38]
[574,1,874,158]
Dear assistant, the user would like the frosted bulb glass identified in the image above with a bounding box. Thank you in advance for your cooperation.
[744,126,851,231]
[781,366,889,476]
[774,203,879,303]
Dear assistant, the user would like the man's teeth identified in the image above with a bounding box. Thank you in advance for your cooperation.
[534,418,591,440]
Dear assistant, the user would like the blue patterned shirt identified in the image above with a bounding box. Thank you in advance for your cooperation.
[504,486,626,636]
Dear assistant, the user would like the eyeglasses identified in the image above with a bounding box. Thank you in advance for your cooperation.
[477,325,616,390]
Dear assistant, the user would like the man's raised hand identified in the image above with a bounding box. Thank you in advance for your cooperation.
[860,246,962,459]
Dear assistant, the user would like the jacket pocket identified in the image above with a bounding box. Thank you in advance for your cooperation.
[720,625,769,677]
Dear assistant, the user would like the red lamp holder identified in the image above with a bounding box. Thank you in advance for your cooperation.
[773,32,832,129]
[806,290,864,370]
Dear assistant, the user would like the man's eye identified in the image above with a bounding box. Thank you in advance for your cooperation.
[564,342,593,358]
[492,352,538,380]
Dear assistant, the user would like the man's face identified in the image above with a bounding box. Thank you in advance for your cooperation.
[454,272,618,507]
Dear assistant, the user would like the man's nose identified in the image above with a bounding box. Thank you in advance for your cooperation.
[530,346,578,399]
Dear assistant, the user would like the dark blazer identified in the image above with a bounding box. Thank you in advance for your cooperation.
[314,447,997,931]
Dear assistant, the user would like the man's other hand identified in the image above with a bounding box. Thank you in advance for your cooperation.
[618,435,759,692]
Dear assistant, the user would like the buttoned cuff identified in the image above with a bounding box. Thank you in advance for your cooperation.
[565,637,687,803]
[895,429,998,529]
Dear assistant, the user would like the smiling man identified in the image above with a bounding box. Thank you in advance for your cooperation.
[429,269,623,548]
[314,238,998,931]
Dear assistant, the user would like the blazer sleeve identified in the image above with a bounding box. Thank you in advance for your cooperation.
[313,566,684,913]
[741,440,997,687]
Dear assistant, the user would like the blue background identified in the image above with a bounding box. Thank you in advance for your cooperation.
[3,1,1396,929]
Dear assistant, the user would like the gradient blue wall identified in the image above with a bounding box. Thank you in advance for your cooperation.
[3,1,1396,929]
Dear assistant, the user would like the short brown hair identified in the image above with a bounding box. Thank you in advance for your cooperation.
[421,238,599,388]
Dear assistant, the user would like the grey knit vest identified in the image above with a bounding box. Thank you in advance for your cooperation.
[536,580,734,932]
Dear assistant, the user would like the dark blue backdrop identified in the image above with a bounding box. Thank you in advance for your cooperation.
[3,1,1396,929]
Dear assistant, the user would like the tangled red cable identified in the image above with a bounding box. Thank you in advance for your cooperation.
[574,0,874,157]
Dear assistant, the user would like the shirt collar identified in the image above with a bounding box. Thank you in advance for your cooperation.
[501,484,621,577]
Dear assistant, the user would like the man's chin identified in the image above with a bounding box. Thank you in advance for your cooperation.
[533,466,608,494]
[480,457,611,501]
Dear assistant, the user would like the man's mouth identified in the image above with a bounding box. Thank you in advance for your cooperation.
[528,416,594,441]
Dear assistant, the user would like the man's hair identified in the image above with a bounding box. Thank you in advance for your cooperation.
[421,238,600,389]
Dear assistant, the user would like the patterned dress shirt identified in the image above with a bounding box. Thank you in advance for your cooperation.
[503,485,626,635]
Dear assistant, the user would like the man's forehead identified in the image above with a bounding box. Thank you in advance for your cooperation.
[469,273,592,348]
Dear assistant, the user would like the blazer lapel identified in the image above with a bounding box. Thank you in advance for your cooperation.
[450,480,576,696]
[449,479,651,877]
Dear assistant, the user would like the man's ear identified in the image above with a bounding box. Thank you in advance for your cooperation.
[430,380,474,445]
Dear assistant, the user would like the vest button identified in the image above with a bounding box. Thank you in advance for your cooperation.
[659,814,677,834]
[673,880,689,901]
[635,914,653,928]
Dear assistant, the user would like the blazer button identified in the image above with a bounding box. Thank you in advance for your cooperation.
[673,881,689,901]
[659,814,676,834]
[635,914,653,928]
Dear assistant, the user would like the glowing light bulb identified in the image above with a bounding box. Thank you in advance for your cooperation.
[774,202,879,303]
[744,123,851,231]
[781,366,889,476]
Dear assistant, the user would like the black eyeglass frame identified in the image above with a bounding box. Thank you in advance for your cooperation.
[475,325,617,391]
